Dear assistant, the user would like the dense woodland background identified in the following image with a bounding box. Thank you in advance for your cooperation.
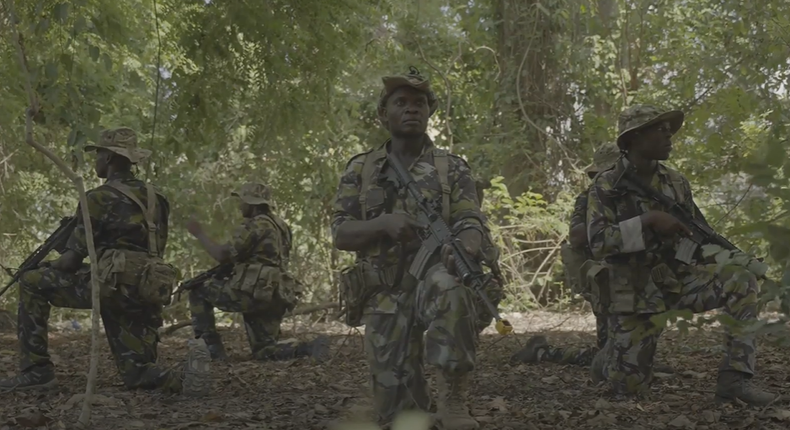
[1,0,790,327]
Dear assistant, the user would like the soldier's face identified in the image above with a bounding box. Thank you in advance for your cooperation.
[240,201,253,218]
[631,121,673,160]
[94,149,110,178]
[385,87,429,137]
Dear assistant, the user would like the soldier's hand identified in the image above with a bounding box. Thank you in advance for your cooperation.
[378,213,426,243]
[641,210,692,237]
[442,230,482,280]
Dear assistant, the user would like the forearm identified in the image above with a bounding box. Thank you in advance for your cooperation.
[334,218,385,252]
[194,231,233,264]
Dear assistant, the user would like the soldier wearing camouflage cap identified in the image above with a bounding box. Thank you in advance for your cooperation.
[1,127,211,395]
[332,67,496,429]
[186,182,329,363]
[512,143,675,372]
[584,105,776,405]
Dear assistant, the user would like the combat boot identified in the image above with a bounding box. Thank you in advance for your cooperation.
[180,338,212,397]
[509,335,548,363]
[0,365,57,392]
[257,335,331,362]
[436,372,479,430]
[715,370,778,406]
[200,332,228,361]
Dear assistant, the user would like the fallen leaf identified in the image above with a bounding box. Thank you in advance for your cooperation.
[315,403,330,414]
[540,375,559,384]
[668,414,695,429]
[127,421,146,428]
[13,412,51,428]
[767,409,790,421]
[594,398,611,410]
[702,410,719,423]
[201,411,224,422]
[488,396,508,413]
[681,370,707,379]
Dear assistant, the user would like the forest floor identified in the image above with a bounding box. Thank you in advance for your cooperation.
[1,310,790,430]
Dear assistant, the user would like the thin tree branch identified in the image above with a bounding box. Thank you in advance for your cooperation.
[8,2,101,427]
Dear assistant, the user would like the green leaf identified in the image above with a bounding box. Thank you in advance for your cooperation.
[89,45,100,61]
[101,53,112,71]
[54,3,69,24]
[45,62,58,81]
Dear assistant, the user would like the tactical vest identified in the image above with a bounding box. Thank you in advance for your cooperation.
[580,164,690,314]
[98,181,178,306]
[229,213,302,308]
[358,145,451,225]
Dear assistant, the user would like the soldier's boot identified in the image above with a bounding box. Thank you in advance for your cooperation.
[0,365,57,392]
[714,370,778,407]
[509,335,548,364]
[436,372,479,430]
[180,338,212,397]
[199,332,228,361]
[258,335,331,362]
[590,348,606,384]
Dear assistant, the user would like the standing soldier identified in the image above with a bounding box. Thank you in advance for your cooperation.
[332,67,492,429]
[185,183,330,362]
[0,127,210,395]
[585,105,775,405]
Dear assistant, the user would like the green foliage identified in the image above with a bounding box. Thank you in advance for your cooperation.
[1,0,790,332]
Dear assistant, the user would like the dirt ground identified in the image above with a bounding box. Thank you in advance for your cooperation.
[1,310,789,430]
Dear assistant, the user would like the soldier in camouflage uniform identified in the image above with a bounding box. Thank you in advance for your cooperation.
[585,105,776,405]
[185,183,330,362]
[0,128,210,395]
[332,67,493,429]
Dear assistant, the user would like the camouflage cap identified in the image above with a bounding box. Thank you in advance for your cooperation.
[617,104,684,148]
[232,182,272,206]
[585,144,622,177]
[84,127,151,164]
[378,66,439,117]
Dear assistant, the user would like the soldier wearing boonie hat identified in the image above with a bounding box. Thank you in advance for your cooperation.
[186,182,330,364]
[584,105,777,406]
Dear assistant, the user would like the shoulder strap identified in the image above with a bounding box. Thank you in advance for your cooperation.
[666,168,686,204]
[434,150,451,224]
[258,213,290,268]
[359,147,387,221]
[105,181,159,257]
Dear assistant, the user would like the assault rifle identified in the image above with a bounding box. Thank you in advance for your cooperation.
[0,216,77,297]
[173,263,232,296]
[386,153,513,335]
[618,170,766,277]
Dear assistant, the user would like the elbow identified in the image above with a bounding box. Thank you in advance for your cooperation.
[333,232,356,252]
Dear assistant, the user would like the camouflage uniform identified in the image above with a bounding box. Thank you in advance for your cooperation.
[1,128,210,395]
[585,105,774,405]
[189,183,329,362]
[332,68,494,428]
[511,144,619,367]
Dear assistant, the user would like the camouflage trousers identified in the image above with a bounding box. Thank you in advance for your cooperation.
[188,277,290,360]
[599,265,758,395]
[538,313,608,366]
[363,263,478,426]
[17,264,181,391]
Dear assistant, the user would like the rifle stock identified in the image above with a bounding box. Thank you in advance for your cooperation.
[386,153,512,335]
[0,216,77,297]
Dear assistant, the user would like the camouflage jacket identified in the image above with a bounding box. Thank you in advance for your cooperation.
[228,212,292,270]
[331,137,485,270]
[586,157,707,313]
[66,171,169,258]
